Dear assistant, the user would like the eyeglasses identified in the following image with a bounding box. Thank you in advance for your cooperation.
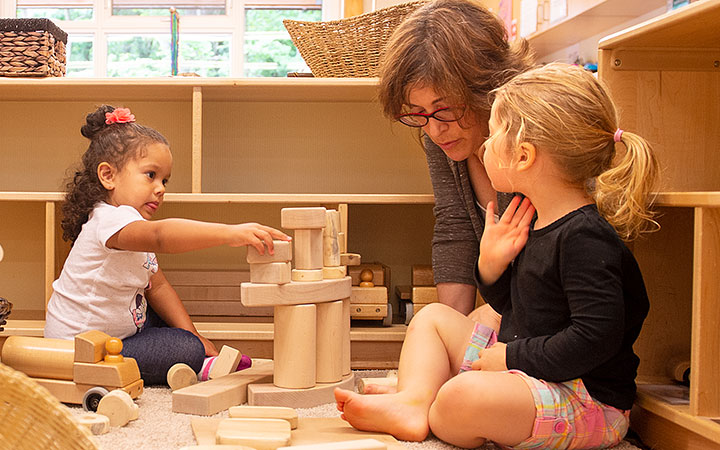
[396,106,466,127]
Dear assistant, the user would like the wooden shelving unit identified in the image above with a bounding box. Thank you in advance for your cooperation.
[0,77,436,367]
[598,1,720,448]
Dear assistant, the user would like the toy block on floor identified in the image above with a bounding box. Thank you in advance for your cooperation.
[167,363,198,391]
[215,418,291,448]
[228,406,298,429]
[250,262,291,284]
[172,359,273,416]
[209,345,244,380]
[96,389,138,427]
[357,376,398,394]
[76,412,110,435]
[240,277,351,307]
[248,373,355,408]
[278,438,388,450]
[274,304,316,389]
[281,207,326,229]
[247,240,293,264]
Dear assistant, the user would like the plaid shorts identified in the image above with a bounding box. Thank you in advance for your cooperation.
[459,322,630,450]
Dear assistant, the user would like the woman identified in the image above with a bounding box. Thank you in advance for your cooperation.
[378,0,534,317]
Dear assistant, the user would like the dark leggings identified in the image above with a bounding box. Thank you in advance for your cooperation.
[122,306,205,385]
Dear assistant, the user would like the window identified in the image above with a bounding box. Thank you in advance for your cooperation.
[13,0,334,77]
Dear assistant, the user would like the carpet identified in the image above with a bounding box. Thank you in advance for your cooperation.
[67,371,643,450]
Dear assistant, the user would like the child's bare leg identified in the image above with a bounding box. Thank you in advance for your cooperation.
[429,370,535,448]
[335,304,475,441]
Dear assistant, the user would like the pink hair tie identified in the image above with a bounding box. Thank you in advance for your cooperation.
[105,108,136,125]
[613,128,624,143]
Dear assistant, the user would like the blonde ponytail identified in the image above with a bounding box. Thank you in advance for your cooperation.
[595,131,659,241]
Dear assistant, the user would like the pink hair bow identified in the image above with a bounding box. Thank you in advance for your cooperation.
[105,108,136,125]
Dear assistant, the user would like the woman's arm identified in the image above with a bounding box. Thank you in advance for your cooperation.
[146,268,218,356]
[106,218,290,255]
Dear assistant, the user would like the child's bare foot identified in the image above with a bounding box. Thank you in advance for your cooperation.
[334,388,429,441]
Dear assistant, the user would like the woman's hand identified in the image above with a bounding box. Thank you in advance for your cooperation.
[478,196,535,284]
[228,223,292,254]
[471,342,508,371]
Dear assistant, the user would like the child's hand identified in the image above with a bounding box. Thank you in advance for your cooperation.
[228,223,291,255]
[197,334,219,357]
[471,342,508,371]
[478,196,535,284]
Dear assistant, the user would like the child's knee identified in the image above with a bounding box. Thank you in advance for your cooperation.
[408,302,450,331]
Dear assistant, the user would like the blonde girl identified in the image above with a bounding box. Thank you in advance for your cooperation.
[45,105,290,385]
[335,63,657,450]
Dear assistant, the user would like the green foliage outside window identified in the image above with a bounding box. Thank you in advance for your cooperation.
[16,8,92,21]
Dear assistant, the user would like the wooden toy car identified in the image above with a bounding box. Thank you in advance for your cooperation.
[1,330,143,411]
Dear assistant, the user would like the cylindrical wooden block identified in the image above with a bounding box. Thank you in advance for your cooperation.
[294,229,323,270]
[274,304,316,389]
[316,300,343,383]
[323,210,341,267]
[291,268,323,282]
[667,356,691,385]
[1,335,74,380]
[342,298,351,376]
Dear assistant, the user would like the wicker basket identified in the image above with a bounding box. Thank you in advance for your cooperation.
[0,363,99,449]
[0,18,67,77]
[283,0,428,77]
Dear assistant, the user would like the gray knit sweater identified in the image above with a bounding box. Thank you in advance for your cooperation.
[424,135,513,287]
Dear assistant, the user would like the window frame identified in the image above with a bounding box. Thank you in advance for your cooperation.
[8,0,340,77]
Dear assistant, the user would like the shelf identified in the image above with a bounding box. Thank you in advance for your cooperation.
[654,192,720,207]
[0,77,381,102]
[0,192,435,204]
[527,0,666,60]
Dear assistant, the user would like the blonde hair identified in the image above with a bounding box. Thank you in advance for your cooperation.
[378,0,534,121]
[492,63,659,241]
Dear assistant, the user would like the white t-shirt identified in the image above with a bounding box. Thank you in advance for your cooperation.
[45,202,158,340]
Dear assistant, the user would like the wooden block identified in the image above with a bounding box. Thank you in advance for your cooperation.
[278,438,387,450]
[323,210,341,267]
[167,362,199,391]
[215,418,291,448]
[322,266,346,279]
[291,268,324,282]
[357,377,398,394]
[76,412,110,435]
[240,277,351,307]
[172,359,274,416]
[74,330,110,363]
[96,389,139,427]
[248,374,355,408]
[349,264,385,286]
[228,406,298,429]
[350,304,388,319]
[174,286,241,301]
[247,240,293,264]
[316,300,343,383]
[184,301,274,317]
[73,359,141,388]
[350,287,387,304]
[294,229,323,270]
[210,345,244,380]
[338,232,346,253]
[395,285,411,301]
[411,264,434,286]
[412,286,438,304]
[251,262,291,284]
[342,298,351,376]
[163,270,249,286]
[281,207,327,229]
[274,304,316,389]
[340,253,360,266]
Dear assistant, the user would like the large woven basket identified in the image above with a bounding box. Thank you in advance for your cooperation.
[0,362,99,449]
[283,0,428,77]
[0,18,67,77]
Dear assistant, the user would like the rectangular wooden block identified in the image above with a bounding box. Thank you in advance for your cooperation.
[281,207,327,229]
[172,359,274,416]
[250,261,291,284]
[350,287,387,304]
[228,405,298,429]
[183,301,273,317]
[247,240,293,264]
[322,266,346,279]
[278,438,388,450]
[216,418,291,447]
[209,345,244,380]
[411,264,434,286]
[74,330,109,363]
[349,264,386,286]
[340,252,361,266]
[240,277,351,307]
[412,286,438,304]
[163,270,249,286]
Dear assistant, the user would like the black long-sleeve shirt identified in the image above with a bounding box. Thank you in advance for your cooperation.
[477,204,649,410]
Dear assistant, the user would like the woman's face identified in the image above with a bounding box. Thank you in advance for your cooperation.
[406,84,489,162]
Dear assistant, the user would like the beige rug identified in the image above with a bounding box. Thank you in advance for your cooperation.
[68,371,643,450]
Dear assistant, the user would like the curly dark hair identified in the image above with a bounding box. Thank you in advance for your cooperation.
[61,105,169,243]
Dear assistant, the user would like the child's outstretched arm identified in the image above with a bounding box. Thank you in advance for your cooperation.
[478,196,535,285]
[106,219,291,254]
[146,268,218,356]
